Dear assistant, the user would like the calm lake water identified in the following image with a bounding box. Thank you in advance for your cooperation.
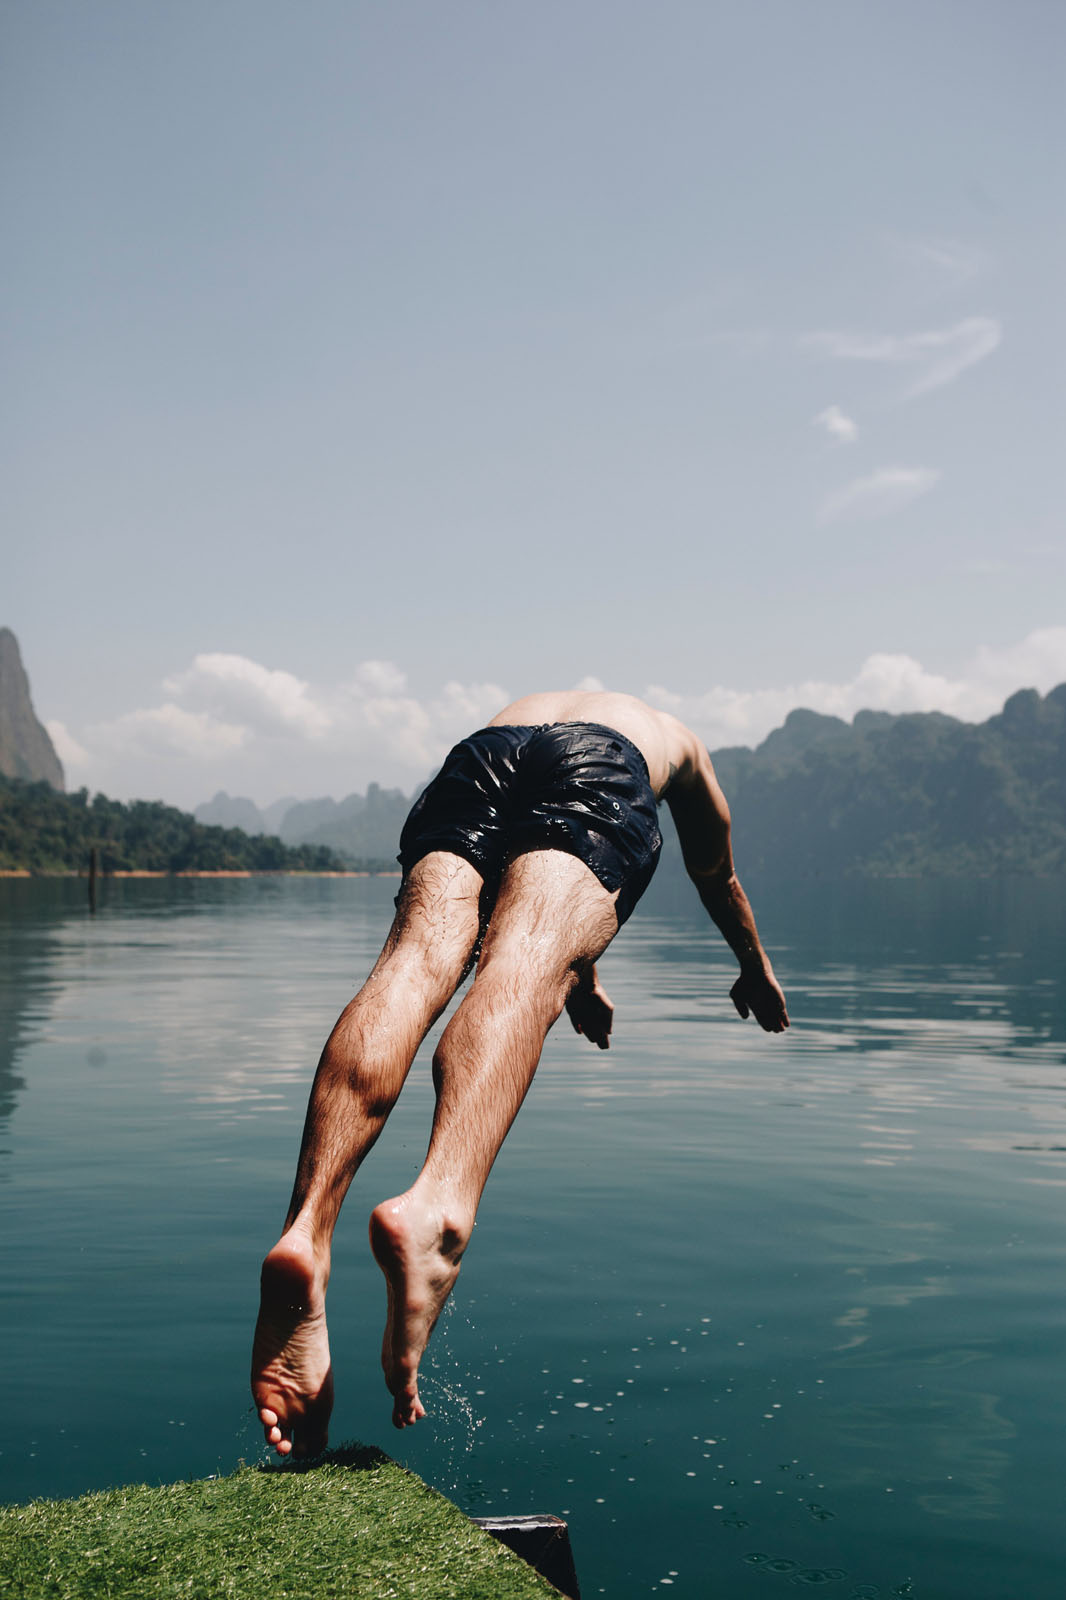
[2,873,1066,1598]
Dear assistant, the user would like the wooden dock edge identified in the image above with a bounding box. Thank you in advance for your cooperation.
[472,1514,581,1600]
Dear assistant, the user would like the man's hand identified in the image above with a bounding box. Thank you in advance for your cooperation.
[566,968,614,1050]
[730,969,789,1033]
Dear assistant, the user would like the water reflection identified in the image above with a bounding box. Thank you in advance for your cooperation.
[824,1390,1015,1522]
[615,882,1066,1195]
[0,882,80,1160]
[3,876,1066,1598]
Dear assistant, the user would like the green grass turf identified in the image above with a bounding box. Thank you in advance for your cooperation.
[0,1445,562,1599]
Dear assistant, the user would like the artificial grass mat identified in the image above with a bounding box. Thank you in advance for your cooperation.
[0,1444,563,1599]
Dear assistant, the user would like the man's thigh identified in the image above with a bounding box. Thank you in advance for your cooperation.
[377,851,484,991]
[477,848,620,980]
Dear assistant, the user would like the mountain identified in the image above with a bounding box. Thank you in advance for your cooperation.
[0,628,64,790]
[261,795,299,834]
[193,794,301,836]
[195,792,268,834]
[281,783,412,866]
[704,683,1066,878]
[278,794,350,843]
[193,785,417,867]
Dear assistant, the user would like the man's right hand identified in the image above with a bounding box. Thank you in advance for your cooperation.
[566,969,614,1050]
[730,969,789,1033]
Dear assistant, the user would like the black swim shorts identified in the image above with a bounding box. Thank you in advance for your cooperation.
[397,721,662,926]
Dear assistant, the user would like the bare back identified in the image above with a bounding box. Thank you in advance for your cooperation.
[490,691,691,799]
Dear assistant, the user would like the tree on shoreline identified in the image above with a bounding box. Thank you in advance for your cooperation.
[0,777,349,875]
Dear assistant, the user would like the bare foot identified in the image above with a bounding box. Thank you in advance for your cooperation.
[251,1226,333,1458]
[369,1193,467,1428]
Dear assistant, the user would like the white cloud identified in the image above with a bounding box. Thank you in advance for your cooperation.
[92,704,248,759]
[813,405,858,444]
[971,628,1066,698]
[892,235,988,285]
[46,719,90,771]
[72,654,510,802]
[353,660,407,695]
[163,653,330,738]
[574,675,606,692]
[802,316,1001,396]
[643,624,1062,748]
[331,669,508,771]
[55,631,1066,807]
[817,466,940,525]
[644,627,1066,754]
[428,679,507,731]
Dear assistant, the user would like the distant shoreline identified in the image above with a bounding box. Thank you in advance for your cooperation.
[0,868,403,879]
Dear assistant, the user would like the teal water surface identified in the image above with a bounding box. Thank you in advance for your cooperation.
[2,874,1065,1598]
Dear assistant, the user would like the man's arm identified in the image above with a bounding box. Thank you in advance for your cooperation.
[663,729,789,1033]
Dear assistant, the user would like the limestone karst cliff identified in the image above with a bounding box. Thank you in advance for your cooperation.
[0,628,64,789]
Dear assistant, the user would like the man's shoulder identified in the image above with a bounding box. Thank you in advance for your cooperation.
[644,711,705,786]
[589,699,704,798]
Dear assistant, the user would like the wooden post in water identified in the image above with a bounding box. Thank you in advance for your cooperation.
[88,845,97,913]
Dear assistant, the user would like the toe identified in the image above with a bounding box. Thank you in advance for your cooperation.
[258,1405,293,1455]
[391,1382,424,1428]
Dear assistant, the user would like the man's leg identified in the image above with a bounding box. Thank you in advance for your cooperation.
[369,848,621,1427]
[251,852,482,1457]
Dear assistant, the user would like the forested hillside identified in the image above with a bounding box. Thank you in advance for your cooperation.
[706,684,1066,878]
[0,778,345,874]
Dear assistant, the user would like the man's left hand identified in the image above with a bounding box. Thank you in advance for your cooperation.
[730,970,790,1033]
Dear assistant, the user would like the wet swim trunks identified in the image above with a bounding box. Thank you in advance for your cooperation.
[397,722,662,926]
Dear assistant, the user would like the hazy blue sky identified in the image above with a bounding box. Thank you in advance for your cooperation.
[5,1,1064,805]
